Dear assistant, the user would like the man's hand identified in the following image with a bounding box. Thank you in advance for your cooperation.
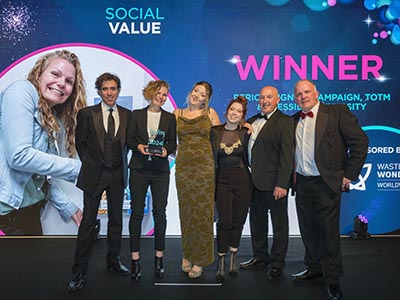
[273,186,287,200]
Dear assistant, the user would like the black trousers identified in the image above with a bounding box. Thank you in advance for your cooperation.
[72,165,124,275]
[295,174,343,284]
[0,200,46,236]
[249,187,289,270]
[215,167,252,253]
[129,169,169,253]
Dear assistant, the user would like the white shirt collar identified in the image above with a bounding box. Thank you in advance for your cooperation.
[101,101,117,112]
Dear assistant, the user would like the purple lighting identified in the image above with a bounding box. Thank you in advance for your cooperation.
[350,214,371,239]
[358,214,369,224]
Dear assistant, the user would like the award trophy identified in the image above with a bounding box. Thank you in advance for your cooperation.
[147,129,165,155]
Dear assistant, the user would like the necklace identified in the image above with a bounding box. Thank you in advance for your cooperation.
[220,139,241,155]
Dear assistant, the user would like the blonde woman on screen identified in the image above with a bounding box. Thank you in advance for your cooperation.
[0,49,86,235]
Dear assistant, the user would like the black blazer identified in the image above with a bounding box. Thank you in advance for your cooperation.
[126,106,176,172]
[247,109,294,191]
[210,125,251,170]
[75,103,130,195]
[293,103,368,193]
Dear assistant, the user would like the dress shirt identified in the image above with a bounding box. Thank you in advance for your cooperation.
[295,102,320,176]
[101,102,119,135]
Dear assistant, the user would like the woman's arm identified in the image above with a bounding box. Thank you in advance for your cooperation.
[208,107,221,126]
[47,178,82,225]
[2,81,80,182]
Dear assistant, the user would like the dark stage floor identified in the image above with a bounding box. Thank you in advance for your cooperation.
[0,236,398,300]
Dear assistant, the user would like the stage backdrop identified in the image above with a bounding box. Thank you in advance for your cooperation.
[0,0,399,236]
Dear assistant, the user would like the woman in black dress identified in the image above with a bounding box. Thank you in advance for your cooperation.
[210,96,253,282]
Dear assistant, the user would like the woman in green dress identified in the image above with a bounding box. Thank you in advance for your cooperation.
[173,81,220,278]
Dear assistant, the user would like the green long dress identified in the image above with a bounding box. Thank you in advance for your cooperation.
[175,111,215,267]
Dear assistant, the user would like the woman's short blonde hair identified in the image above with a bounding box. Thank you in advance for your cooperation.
[143,80,170,101]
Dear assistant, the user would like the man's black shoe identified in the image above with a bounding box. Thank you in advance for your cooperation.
[107,261,131,275]
[68,273,85,292]
[239,257,267,269]
[326,284,343,300]
[291,269,323,281]
[267,267,282,280]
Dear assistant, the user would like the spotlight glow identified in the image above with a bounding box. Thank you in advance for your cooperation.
[229,56,240,64]
[363,15,375,28]
[376,75,389,82]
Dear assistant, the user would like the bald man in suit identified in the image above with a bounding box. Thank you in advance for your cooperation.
[291,79,368,300]
[240,86,294,281]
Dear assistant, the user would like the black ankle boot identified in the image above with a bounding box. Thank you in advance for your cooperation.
[216,254,225,283]
[131,259,141,282]
[155,256,165,278]
[229,251,238,277]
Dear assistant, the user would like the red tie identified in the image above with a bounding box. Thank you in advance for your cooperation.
[300,111,314,119]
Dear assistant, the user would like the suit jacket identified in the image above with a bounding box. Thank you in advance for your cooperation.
[126,106,176,172]
[75,103,130,195]
[248,110,294,191]
[293,103,368,193]
[209,125,250,170]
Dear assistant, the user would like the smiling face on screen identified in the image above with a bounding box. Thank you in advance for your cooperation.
[38,58,76,108]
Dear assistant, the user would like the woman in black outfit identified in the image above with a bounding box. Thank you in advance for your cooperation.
[210,96,253,282]
[126,80,177,281]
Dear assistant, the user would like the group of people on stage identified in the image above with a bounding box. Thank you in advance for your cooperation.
[0,49,368,300]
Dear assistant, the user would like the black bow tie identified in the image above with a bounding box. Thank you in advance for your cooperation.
[257,113,268,120]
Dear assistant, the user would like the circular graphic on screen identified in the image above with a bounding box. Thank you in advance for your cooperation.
[0,43,177,235]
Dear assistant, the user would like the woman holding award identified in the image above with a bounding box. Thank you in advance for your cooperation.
[173,81,221,278]
[126,80,177,281]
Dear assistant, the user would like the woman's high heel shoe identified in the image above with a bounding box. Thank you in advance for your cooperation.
[155,256,165,278]
[229,251,238,277]
[131,259,141,282]
[216,254,225,283]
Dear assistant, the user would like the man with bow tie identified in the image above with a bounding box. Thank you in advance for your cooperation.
[291,79,368,300]
[240,86,294,281]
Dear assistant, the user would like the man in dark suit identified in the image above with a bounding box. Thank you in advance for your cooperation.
[239,86,294,280]
[291,79,368,300]
[68,73,131,292]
